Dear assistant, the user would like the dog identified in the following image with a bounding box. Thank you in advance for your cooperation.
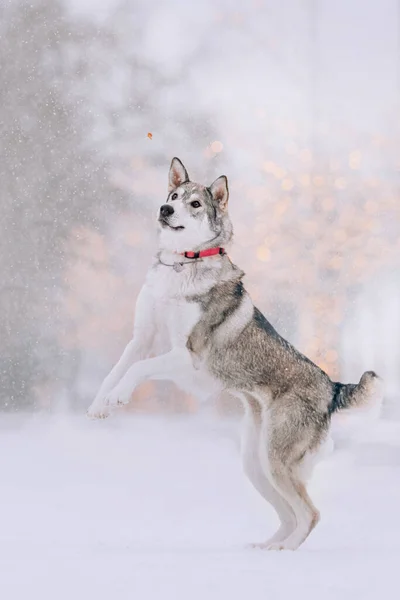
[87,157,384,550]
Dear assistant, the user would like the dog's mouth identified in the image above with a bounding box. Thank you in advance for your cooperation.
[158,218,185,231]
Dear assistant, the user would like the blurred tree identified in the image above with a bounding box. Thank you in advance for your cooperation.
[236,131,400,379]
[0,0,129,410]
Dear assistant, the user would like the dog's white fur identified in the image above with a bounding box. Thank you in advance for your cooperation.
[88,160,231,416]
[87,254,223,418]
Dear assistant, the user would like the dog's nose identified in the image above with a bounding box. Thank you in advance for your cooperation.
[160,204,174,218]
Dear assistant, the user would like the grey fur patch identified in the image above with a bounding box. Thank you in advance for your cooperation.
[186,256,382,459]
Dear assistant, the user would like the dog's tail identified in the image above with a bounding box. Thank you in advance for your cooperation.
[329,371,384,419]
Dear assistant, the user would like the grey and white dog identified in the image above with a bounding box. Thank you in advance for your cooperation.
[88,157,383,550]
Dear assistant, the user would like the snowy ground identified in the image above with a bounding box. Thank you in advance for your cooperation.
[1,411,400,600]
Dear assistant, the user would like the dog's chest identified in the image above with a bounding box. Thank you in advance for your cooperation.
[164,300,200,345]
[146,265,203,346]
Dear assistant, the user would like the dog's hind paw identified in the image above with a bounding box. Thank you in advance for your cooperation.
[247,542,268,550]
[265,542,292,551]
[248,540,296,551]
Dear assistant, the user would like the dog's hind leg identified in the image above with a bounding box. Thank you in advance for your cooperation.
[264,461,320,551]
[238,393,297,548]
[258,406,321,550]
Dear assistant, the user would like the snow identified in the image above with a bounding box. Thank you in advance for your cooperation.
[1,413,399,600]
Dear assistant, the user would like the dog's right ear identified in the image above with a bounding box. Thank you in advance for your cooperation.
[168,157,189,192]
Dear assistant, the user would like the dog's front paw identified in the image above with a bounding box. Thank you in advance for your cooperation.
[87,399,110,420]
[104,384,132,408]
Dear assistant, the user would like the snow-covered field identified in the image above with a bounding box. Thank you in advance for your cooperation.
[1,412,399,600]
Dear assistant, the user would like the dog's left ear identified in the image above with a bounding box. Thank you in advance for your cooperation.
[209,176,229,211]
[169,157,189,192]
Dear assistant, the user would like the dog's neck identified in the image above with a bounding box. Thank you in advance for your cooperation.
[157,248,225,267]
[155,247,244,287]
[158,246,223,262]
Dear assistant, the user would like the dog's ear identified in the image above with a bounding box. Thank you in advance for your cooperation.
[209,176,229,211]
[168,157,189,191]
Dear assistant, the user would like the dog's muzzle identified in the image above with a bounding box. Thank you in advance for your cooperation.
[160,204,174,218]
[158,204,184,230]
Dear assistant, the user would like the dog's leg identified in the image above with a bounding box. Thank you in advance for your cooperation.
[264,461,320,551]
[87,287,156,418]
[87,339,147,418]
[239,393,296,548]
[259,413,320,551]
[103,347,193,407]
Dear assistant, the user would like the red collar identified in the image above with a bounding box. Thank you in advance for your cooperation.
[181,247,225,259]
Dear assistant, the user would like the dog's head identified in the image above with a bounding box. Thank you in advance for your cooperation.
[157,157,233,253]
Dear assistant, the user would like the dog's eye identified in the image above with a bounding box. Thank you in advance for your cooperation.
[171,193,178,200]
[191,201,201,208]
